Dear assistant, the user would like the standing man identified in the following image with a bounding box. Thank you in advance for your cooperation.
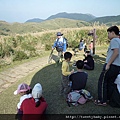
[95,26,120,106]
[52,32,67,63]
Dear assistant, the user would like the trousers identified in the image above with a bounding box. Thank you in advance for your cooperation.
[98,63,120,103]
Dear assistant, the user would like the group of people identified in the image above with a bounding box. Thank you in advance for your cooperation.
[14,83,48,120]
[52,32,94,70]
[79,38,94,55]
[60,51,93,100]
[52,26,120,107]
[14,25,120,118]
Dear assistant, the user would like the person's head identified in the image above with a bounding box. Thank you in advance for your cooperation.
[91,40,93,43]
[80,39,84,42]
[85,50,91,56]
[64,52,72,61]
[14,83,31,96]
[76,60,84,69]
[56,32,63,39]
[32,83,42,107]
[107,26,119,40]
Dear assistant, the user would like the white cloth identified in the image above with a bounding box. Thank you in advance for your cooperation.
[114,74,120,93]
[17,94,32,109]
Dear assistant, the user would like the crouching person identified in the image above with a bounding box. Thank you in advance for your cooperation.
[19,83,48,120]
[83,50,94,70]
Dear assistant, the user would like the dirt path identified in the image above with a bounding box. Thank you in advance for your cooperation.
[0,49,82,93]
[0,56,49,93]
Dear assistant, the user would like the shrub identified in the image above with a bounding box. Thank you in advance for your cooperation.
[13,51,29,61]
[45,44,51,51]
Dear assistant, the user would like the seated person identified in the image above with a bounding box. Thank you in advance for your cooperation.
[83,50,94,70]
[69,60,88,91]
[19,83,48,120]
[14,83,32,114]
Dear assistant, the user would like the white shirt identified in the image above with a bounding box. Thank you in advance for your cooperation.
[114,74,120,93]
[17,94,32,109]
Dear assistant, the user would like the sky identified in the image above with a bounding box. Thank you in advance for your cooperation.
[0,0,120,23]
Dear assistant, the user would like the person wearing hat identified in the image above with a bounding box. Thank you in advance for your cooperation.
[52,32,67,63]
[19,83,48,119]
[14,83,32,110]
[83,50,94,70]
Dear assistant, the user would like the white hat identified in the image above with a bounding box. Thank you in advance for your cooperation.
[32,83,42,98]
[114,74,120,93]
[14,83,30,95]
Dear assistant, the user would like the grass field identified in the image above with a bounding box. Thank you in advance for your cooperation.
[0,46,120,115]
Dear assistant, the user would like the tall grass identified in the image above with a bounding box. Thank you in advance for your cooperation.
[0,25,110,67]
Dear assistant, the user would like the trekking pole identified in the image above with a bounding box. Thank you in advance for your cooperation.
[48,50,53,64]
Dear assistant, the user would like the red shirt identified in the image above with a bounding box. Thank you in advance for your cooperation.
[20,97,48,120]
[89,43,93,49]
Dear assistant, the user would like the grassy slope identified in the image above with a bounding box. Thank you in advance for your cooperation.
[0,18,90,35]
[0,46,120,114]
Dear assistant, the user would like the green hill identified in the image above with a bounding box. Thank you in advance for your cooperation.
[46,12,96,21]
[0,18,90,35]
[90,15,120,25]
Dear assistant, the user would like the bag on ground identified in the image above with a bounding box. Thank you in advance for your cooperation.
[67,89,93,106]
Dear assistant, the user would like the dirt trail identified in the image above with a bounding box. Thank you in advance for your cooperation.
[0,56,49,93]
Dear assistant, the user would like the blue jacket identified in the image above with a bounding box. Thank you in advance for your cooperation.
[52,37,66,52]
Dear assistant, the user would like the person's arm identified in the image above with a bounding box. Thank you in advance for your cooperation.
[62,62,74,76]
[106,48,119,70]
[52,40,57,49]
[69,74,72,81]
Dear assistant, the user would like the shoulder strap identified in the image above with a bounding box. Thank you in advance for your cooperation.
[56,38,59,43]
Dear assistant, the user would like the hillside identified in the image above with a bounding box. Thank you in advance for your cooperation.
[25,12,96,23]
[0,12,120,36]
[0,18,90,35]
[46,12,96,21]
[26,18,44,23]
[90,15,120,25]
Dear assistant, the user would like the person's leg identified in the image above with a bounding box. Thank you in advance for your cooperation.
[101,64,120,104]
[106,65,120,101]
[62,76,71,99]
[58,51,63,62]
[95,66,107,106]
[84,64,93,70]
[97,64,106,102]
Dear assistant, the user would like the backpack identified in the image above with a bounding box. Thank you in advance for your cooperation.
[56,37,68,52]
[67,89,93,107]
[64,37,68,48]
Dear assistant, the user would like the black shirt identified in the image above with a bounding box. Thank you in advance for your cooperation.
[83,55,94,69]
[69,71,88,90]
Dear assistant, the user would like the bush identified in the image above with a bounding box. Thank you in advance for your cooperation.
[13,51,29,61]
[45,44,51,51]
